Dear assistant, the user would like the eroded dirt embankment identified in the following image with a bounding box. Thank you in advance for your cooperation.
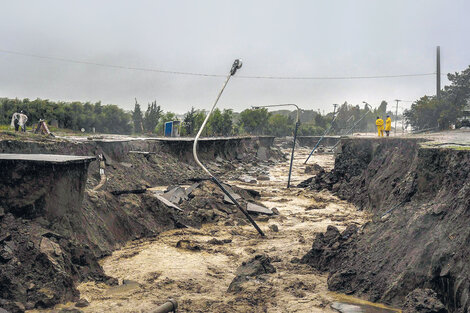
[302,138,470,312]
[0,135,278,312]
[55,147,370,313]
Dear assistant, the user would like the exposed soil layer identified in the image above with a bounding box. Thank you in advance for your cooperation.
[301,138,470,312]
[26,148,383,313]
[0,134,279,312]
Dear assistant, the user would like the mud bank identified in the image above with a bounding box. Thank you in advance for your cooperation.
[0,134,279,312]
[302,138,470,312]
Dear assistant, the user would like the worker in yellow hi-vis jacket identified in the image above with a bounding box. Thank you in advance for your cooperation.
[376,117,384,137]
[385,115,392,136]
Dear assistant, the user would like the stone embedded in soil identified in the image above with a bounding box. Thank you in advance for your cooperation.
[176,239,201,251]
[75,298,90,308]
[402,289,447,313]
[269,224,279,232]
[305,163,324,175]
[227,254,276,293]
[239,175,257,184]
[305,203,326,210]
[57,308,84,313]
[301,225,358,272]
[257,175,270,181]
[271,207,280,215]
[207,238,232,245]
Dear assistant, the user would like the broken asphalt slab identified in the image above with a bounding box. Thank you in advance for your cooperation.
[246,202,273,215]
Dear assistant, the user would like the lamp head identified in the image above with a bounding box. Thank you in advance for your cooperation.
[231,59,243,75]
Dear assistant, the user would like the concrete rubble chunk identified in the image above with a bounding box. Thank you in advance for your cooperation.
[162,186,187,204]
[220,184,242,204]
[185,182,200,197]
[155,195,183,212]
[246,203,273,215]
[257,147,268,161]
[239,175,257,184]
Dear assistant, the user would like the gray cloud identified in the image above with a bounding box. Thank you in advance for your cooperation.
[0,0,469,114]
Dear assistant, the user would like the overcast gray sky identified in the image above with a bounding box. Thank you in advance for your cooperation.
[1,0,469,114]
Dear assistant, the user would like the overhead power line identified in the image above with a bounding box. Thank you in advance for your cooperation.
[0,48,438,80]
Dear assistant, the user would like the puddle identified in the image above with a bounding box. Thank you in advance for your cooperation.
[330,293,401,313]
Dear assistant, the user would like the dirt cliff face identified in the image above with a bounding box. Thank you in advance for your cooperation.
[0,135,280,312]
[302,138,470,312]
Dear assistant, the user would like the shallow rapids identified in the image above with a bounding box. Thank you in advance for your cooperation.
[30,147,400,312]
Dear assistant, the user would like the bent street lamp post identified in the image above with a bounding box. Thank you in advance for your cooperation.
[193,59,266,237]
[251,104,300,188]
[304,109,339,164]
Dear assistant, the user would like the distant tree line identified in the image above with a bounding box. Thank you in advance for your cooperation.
[404,65,470,130]
[4,93,438,137]
[0,97,132,134]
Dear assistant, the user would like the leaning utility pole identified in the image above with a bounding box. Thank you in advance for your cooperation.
[394,99,401,135]
[436,46,441,99]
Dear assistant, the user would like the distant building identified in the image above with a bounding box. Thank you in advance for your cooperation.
[457,99,470,128]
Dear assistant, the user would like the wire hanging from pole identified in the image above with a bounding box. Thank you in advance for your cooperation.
[0,48,438,80]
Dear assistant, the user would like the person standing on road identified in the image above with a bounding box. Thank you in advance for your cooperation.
[376,117,384,137]
[11,111,28,132]
[385,115,392,137]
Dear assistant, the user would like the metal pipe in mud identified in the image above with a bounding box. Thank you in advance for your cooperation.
[192,59,266,237]
[211,177,265,237]
[149,299,177,313]
[288,120,300,188]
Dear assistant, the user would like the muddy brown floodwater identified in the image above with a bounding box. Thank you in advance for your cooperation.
[31,148,401,313]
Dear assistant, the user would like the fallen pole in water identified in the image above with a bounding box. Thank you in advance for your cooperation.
[304,112,339,164]
[149,299,177,313]
[251,104,301,188]
[193,59,266,237]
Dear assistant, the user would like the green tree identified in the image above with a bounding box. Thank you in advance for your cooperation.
[132,99,143,133]
[0,97,131,134]
[143,100,162,133]
[377,100,388,117]
[207,108,233,136]
[404,65,470,130]
[183,107,197,135]
[238,108,270,135]
[267,114,293,136]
